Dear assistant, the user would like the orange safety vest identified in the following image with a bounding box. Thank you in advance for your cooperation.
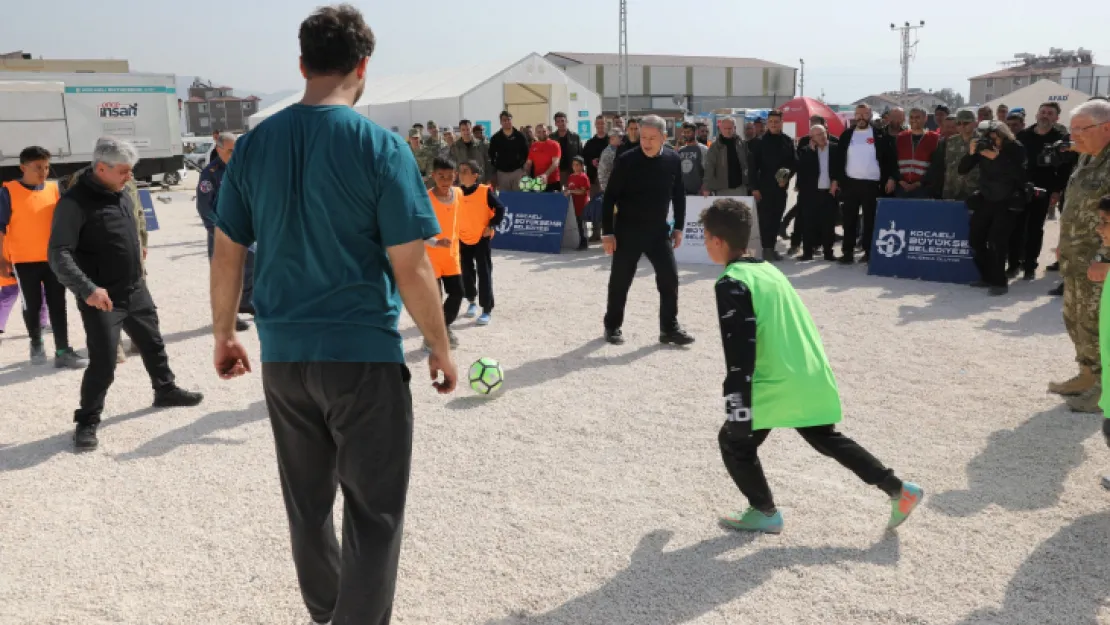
[3,181,60,264]
[0,240,14,287]
[458,185,496,246]
[427,188,461,278]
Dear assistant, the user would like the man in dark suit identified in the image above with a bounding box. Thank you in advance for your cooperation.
[796,125,842,261]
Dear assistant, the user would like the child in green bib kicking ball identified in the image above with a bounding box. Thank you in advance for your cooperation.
[700,198,924,533]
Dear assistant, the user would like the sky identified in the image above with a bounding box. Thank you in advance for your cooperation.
[3,0,1109,105]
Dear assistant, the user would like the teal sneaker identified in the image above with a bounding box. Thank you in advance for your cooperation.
[464,302,478,318]
[477,312,491,326]
[720,507,783,534]
[887,482,924,529]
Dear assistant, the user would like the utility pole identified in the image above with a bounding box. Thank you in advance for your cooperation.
[618,0,629,118]
[890,20,924,105]
[798,58,805,97]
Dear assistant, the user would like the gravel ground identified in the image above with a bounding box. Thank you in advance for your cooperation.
[1,193,1107,625]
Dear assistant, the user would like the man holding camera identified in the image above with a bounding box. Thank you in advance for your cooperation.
[1049,99,1110,412]
[1009,102,1071,281]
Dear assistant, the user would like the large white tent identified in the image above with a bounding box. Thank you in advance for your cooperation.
[248,53,602,134]
[982,80,1092,124]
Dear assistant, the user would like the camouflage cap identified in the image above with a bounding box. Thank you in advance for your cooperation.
[955,110,975,122]
[408,128,421,138]
[426,120,438,129]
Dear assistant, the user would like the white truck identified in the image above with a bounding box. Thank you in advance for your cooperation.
[0,72,185,186]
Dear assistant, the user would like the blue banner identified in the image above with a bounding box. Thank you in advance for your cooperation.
[490,192,567,254]
[137,189,160,232]
[868,199,979,284]
[474,120,493,138]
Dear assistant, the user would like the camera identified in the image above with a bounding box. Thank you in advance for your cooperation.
[1037,139,1072,168]
[974,121,998,153]
[1023,182,1047,202]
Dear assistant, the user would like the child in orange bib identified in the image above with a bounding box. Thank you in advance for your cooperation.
[426,157,464,349]
[456,159,505,325]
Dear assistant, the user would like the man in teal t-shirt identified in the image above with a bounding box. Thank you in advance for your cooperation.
[208,6,459,624]
[698,197,923,534]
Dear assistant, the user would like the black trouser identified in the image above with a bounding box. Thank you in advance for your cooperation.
[1104,418,1110,449]
[74,283,176,425]
[717,422,902,511]
[840,178,881,257]
[800,191,837,256]
[590,183,603,237]
[544,181,563,193]
[969,199,1018,287]
[756,187,788,251]
[13,261,70,350]
[1007,192,1051,272]
[262,362,413,625]
[206,225,255,313]
[604,228,679,332]
[439,275,464,326]
[573,210,588,242]
[783,204,801,248]
[460,238,494,313]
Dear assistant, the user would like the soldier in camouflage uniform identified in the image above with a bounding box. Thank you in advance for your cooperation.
[1049,99,1110,413]
[60,158,147,364]
[924,109,981,200]
[416,120,448,189]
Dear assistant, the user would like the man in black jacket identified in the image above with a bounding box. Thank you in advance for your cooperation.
[552,111,583,183]
[1010,102,1072,280]
[616,118,641,158]
[488,110,530,191]
[581,116,611,241]
[748,110,797,261]
[48,138,203,451]
[796,125,842,261]
[833,103,898,264]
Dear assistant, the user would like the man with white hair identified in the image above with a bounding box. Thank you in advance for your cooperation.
[49,137,204,450]
[1048,98,1110,412]
[601,114,694,346]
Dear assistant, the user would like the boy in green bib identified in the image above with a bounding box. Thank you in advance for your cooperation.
[1091,196,1110,489]
[700,198,924,533]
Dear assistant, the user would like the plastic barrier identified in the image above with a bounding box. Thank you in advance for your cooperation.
[867,199,979,284]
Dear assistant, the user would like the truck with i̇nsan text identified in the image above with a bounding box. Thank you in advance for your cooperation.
[0,72,185,185]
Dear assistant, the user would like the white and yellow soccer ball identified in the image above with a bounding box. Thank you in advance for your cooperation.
[468,357,504,395]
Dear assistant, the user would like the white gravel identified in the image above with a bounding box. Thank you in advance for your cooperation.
[1,193,1108,625]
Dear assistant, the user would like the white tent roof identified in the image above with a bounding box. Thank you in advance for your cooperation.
[982,80,1092,124]
[248,54,560,127]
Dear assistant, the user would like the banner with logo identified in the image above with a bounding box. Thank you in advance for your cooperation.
[137,189,160,232]
[867,199,979,284]
[668,196,761,265]
[490,191,568,254]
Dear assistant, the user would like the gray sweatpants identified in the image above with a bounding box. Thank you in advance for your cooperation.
[262,362,414,625]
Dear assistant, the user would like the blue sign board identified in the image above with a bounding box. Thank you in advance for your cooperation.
[867,199,979,284]
[137,189,160,232]
[577,120,591,136]
[474,120,493,137]
[578,110,590,118]
[489,191,567,254]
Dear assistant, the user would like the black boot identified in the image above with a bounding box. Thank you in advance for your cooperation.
[660,327,696,346]
[74,423,99,451]
[604,328,625,345]
[153,387,205,408]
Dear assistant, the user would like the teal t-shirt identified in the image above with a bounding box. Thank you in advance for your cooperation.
[215,104,440,363]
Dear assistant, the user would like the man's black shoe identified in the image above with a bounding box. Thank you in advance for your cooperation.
[577,238,589,251]
[660,328,695,346]
[989,285,1009,296]
[1049,283,1064,296]
[1005,266,1021,280]
[153,387,204,408]
[1046,262,1059,272]
[74,424,98,451]
[824,251,837,262]
[837,254,855,265]
[970,280,990,288]
[799,253,814,261]
[1023,269,1036,281]
[604,328,625,345]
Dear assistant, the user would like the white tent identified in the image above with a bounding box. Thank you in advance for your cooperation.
[247,53,602,135]
[982,80,1092,124]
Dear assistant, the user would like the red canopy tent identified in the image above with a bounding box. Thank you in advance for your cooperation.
[778,97,845,140]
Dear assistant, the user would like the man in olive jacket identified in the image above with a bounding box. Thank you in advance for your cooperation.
[702,117,750,196]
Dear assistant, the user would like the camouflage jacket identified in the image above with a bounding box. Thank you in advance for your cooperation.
[59,167,146,250]
[1058,142,1110,271]
[415,137,448,177]
[927,134,980,201]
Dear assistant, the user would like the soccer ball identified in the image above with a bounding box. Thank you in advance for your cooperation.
[530,177,546,192]
[468,357,504,395]
[518,176,534,192]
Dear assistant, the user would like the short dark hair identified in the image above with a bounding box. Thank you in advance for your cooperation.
[572,156,585,165]
[1040,101,1062,113]
[458,119,472,128]
[299,4,376,78]
[19,146,51,164]
[554,111,567,121]
[767,109,783,119]
[935,105,950,114]
[412,122,423,129]
[695,122,707,129]
[499,110,512,121]
[627,117,641,126]
[682,122,697,131]
[432,156,456,172]
[809,115,825,125]
[1099,194,1110,212]
[700,198,753,251]
[458,159,483,176]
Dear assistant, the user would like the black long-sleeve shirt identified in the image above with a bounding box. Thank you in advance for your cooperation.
[958,140,1027,204]
[601,147,685,236]
[460,183,506,228]
[581,134,609,184]
[1016,126,1071,193]
[748,131,798,191]
[716,263,759,428]
[488,128,530,173]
